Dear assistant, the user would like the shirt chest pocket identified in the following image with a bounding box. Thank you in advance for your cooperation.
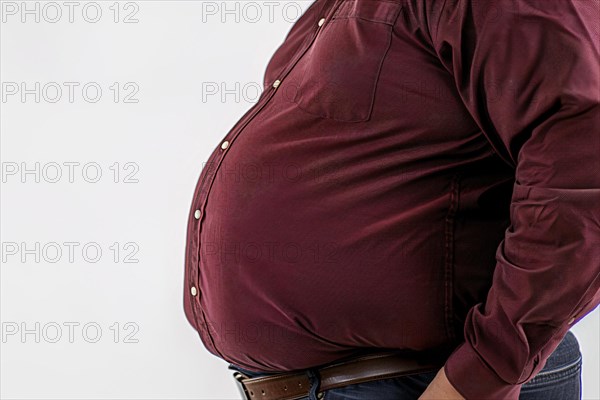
[291,0,403,122]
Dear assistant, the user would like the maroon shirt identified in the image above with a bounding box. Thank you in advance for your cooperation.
[183,0,600,398]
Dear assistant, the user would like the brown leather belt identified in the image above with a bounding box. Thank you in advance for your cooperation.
[232,349,451,400]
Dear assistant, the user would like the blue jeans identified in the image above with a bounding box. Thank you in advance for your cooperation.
[229,330,582,400]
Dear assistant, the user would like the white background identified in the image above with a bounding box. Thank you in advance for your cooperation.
[0,1,598,399]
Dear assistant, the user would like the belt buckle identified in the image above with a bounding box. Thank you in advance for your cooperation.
[233,371,251,400]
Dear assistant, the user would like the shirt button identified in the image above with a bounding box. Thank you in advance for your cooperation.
[273,79,281,89]
[190,286,198,297]
[318,17,325,27]
[194,209,201,220]
[221,140,230,150]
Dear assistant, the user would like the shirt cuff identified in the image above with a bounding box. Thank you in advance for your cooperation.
[444,341,524,400]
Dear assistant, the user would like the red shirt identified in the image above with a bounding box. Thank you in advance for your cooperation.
[183,1,600,398]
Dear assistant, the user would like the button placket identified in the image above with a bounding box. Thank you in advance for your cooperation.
[195,16,332,216]
[189,0,343,356]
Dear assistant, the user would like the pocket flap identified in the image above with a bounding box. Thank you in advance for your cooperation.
[332,0,403,25]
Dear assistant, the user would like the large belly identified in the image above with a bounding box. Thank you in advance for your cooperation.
[196,104,453,371]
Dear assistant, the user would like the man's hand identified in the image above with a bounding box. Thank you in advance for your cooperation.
[418,367,465,400]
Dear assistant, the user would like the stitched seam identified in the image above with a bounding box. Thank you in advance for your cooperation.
[525,357,582,387]
[329,0,404,26]
[246,373,307,385]
[197,310,225,359]
[322,367,440,391]
[531,356,582,378]
[329,14,397,25]
[444,174,460,343]
[319,352,403,370]
[331,0,403,25]
[243,353,402,384]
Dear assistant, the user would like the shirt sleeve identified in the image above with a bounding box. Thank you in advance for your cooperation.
[427,1,600,399]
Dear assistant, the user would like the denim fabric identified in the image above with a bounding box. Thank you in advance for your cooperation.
[229,330,582,400]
